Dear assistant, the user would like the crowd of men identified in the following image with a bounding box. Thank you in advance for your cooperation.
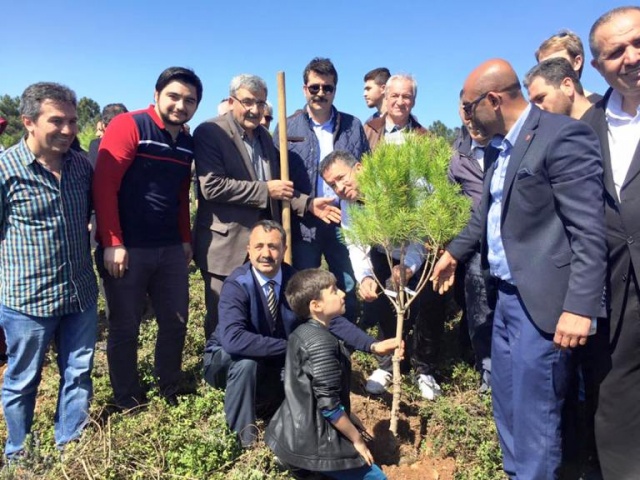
[0,5,638,479]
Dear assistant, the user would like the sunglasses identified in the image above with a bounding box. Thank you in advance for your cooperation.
[306,84,335,95]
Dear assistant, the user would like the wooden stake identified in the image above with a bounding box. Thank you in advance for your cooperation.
[277,71,292,265]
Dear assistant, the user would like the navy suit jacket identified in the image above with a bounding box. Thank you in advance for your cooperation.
[207,262,374,359]
[583,89,640,335]
[447,105,607,334]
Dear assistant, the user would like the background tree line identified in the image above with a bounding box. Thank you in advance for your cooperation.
[0,94,461,149]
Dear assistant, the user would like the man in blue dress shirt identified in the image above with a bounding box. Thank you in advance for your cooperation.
[431,59,607,479]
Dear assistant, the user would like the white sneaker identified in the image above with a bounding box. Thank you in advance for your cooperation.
[365,369,392,395]
[416,374,442,401]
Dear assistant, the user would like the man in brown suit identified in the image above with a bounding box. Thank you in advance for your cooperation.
[193,74,340,339]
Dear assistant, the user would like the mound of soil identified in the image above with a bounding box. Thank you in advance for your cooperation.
[349,369,456,480]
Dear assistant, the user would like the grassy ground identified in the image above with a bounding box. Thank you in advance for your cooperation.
[0,267,502,479]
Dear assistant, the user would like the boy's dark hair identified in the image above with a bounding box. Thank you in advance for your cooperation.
[303,57,338,86]
[155,66,203,104]
[285,269,336,319]
[363,67,391,85]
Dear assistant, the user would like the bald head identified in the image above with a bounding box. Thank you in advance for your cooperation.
[464,59,522,98]
[461,59,528,138]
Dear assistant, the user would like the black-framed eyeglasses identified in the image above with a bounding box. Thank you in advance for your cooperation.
[461,92,490,117]
[231,96,267,110]
[306,84,335,95]
[461,82,521,117]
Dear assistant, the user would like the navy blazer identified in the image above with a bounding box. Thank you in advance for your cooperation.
[447,105,607,333]
[583,88,640,334]
[207,262,374,359]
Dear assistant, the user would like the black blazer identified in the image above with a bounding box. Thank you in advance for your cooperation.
[583,89,640,336]
[448,105,607,333]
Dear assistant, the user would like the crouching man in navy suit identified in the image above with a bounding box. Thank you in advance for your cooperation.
[204,220,398,447]
[431,59,607,479]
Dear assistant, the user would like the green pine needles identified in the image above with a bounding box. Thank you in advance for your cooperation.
[346,133,471,256]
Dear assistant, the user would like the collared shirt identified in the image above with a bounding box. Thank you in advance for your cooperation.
[0,139,98,316]
[231,119,270,182]
[384,116,413,145]
[252,266,283,301]
[487,103,531,284]
[309,112,338,201]
[605,89,640,200]
[470,140,486,172]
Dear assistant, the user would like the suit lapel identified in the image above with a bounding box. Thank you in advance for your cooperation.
[225,114,257,181]
[589,94,617,202]
[502,107,538,206]
[620,137,640,197]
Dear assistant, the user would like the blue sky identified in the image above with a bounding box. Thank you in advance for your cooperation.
[2,0,615,131]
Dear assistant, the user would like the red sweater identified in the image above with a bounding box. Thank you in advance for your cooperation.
[93,105,192,248]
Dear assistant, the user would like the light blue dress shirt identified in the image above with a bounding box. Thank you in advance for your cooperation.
[487,103,531,284]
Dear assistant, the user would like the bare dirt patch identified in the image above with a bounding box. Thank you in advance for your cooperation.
[349,369,457,480]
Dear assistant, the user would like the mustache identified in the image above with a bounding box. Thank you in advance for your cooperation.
[311,97,328,103]
[257,256,275,264]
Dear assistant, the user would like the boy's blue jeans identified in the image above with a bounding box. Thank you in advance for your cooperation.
[324,463,387,480]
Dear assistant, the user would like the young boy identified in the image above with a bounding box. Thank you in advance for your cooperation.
[266,269,397,480]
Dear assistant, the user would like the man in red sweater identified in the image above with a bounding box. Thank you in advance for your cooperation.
[93,67,202,409]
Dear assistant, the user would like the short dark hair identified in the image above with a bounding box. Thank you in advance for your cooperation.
[524,58,585,95]
[535,30,585,77]
[101,103,128,127]
[303,57,338,86]
[250,220,287,245]
[285,268,336,319]
[155,66,203,104]
[319,150,359,177]
[590,6,640,60]
[20,82,77,121]
[364,67,391,86]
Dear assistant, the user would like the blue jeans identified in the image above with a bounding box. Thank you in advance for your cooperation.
[0,303,98,457]
[292,224,357,322]
[324,463,387,479]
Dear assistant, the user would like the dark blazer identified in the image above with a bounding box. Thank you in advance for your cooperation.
[193,113,309,277]
[207,262,374,359]
[447,105,607,334]
[582,88,640,335]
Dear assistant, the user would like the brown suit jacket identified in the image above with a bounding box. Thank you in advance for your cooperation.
[364,114,428,150]
[193,113,309,276]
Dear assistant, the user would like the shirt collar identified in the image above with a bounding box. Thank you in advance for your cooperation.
[18,137,77,167]
[308,108,335,130]
[606,89,640,124]
[490,103,531,153]
[148,104,189,139]
[252,265,283,290]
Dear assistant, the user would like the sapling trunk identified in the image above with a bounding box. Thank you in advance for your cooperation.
[390,295,405,436]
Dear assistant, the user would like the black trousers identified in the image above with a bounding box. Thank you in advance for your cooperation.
[595,267,640,480]
[204,346,283,447]
[363,248,445,376]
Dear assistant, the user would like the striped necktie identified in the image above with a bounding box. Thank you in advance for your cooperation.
[267,280,278,320]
